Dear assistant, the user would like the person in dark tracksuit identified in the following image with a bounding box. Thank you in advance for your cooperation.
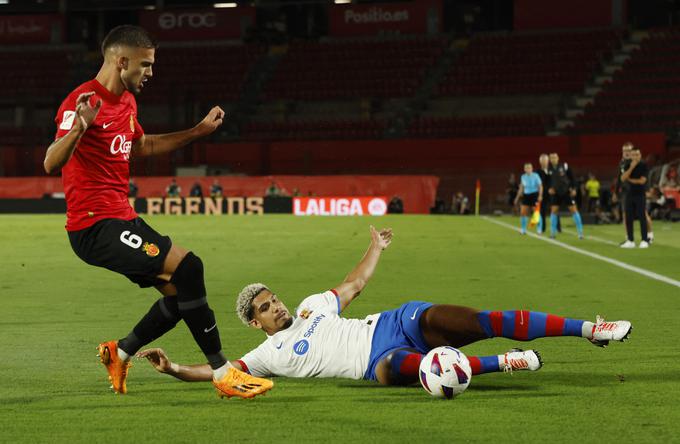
[536,154,550,235]
[620,148,649,249]
[547,153,583,239]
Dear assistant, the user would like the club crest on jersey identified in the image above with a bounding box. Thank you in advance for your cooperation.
[110,134,132,160]
[129,114,135,133]
[299,309,312,319]
[142,242,160,257]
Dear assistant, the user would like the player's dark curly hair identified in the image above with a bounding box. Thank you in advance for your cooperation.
[101,25,158,55]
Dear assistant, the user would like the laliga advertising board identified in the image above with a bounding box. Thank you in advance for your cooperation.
[293,197,388,216]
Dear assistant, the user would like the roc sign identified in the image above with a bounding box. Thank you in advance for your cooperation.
[293,197,387,216]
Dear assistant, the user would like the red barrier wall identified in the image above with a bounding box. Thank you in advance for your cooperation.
[2,132,665,210]
[202,132,665,175]
[0,175,439,214]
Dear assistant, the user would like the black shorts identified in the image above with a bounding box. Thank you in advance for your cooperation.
[68,217,172,288]
[521,193,539,207]
[550,192,576,208]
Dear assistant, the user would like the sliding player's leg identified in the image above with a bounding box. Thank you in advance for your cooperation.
[374,347,543,386]
[419,305,631,350]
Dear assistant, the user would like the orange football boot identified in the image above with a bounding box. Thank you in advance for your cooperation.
[97,340,131,394]
[213,367,273,399]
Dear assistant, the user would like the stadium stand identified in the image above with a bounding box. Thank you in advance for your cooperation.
[410,30,622,138]
[241,118,385,141]
[573,28,680,134]
[263,36,447,100]
[0,48,75,102]
[140,43,265,104]
[239,36,446,141]
[408,114,551,138]
[436,30,620,96]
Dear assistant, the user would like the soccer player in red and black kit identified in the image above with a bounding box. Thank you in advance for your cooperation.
[43,25,272,398]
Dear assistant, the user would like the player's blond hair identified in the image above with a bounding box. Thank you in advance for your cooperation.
[236,283,270,325]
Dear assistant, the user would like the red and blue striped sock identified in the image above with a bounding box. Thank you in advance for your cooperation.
[477,310,587,340]
[468,355,500,375]
[389,349,422,379]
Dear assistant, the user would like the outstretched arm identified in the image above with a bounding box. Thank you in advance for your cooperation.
[132,106,225,157]
[137,348,244,382]
[333,226,392,312]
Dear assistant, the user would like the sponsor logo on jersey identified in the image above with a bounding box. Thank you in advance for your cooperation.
[110,134,132,160]
[59,110,76,130]
[303,314,326,338]
[293,339,309,355]
[142,242,160,257]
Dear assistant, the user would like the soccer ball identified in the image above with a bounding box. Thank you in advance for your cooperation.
[419,346,472,399]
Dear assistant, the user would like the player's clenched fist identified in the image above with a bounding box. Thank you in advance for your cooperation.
[195,105,225,136]
[75,92,102,131]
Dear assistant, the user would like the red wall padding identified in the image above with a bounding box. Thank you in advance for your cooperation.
[202,132,665,175]
[1,132,665,210]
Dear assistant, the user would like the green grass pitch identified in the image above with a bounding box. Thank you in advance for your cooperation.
[1,214,680,443]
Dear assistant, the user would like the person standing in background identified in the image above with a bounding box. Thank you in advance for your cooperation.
[514,163,543,235]
[535,154,550,234]
[620,148,650,248]
[618,143,653,243]
[210,179,223,198]
[584,173,600,213]
[547,153,583,239]
[189,182,203,198]
[165,178,181,197]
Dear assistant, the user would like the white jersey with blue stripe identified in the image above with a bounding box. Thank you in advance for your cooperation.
[238,291,379,379]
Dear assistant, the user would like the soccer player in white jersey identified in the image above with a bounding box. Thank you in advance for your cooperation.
[139,227,631,389]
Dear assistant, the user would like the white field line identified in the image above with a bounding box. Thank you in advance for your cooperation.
[482,216,680,289]
[560,229,619,246]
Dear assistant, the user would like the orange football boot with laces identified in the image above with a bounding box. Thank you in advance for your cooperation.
[213,367,273,399]
[97,340,131,394]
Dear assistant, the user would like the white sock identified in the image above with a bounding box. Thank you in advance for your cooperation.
[497,354,507,368]
[117,347,131,362]
[648,232,654,240]
[212,362,234,380]
[581,321,595,339]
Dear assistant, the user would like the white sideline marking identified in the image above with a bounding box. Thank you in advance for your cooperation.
[561,229,619,246]
[482,216,680,289]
